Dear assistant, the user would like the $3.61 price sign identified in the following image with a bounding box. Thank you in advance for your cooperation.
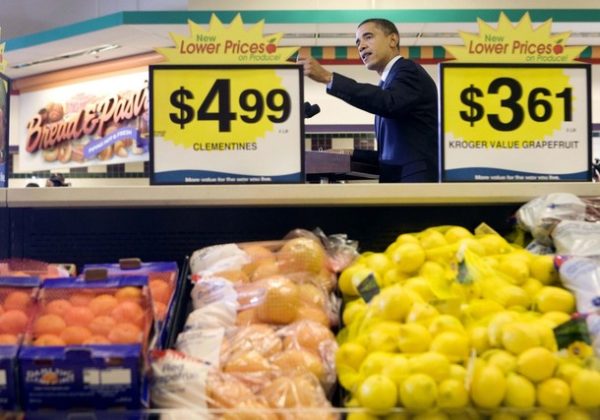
[442,64,588,144]
[151,66,299,148]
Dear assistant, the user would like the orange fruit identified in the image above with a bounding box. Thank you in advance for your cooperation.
[63,306,95,327]
[111,301,146,327]
[44,299,72,317]
[33,314,66,336]
[60,326,93,345]
[114,286,143,303]
[224,350,272,373]
[270,348,325,382]
[3,290,32,311]
[69,292,95,307]
[241,244,277,277]
[0,309,29,334]
[0,333,18,345]
[236,308,258,325]
[294,304,330,327]
[0,303,3,315]
[33,334,66,346]
[89,315,117,336]
[107,322,142,344]
[250,260,280,281]
[255,276,300,324]
[283,319,334,354]
[277,237,327,274]
[89,294,119,316]
[149,279,171,304]
[83,335,111,345]
[153,301,168,320]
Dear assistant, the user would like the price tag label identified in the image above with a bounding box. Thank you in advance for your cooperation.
[150,65,304,185]
[441,63,591,182]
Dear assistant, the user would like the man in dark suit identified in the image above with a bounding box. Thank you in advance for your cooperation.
[298,18,439,183]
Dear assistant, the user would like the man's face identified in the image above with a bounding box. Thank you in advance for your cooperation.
[355,22,398,74]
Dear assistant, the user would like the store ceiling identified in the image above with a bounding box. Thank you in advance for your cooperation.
[3,9,600,80]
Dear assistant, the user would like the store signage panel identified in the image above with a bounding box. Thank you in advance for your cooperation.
[150,64,304,185]
[18,71,150,172]
[0,73,8,188]
[441,63,591,182]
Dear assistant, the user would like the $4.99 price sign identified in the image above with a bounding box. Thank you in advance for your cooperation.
[149,65,304,185]
[440,63,591,182]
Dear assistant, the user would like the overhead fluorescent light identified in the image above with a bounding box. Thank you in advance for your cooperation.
[11,43,121,69]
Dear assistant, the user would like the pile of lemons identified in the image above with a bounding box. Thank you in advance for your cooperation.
[336,225,600,420]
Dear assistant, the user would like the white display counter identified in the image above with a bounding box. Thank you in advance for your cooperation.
[5,182,600,208]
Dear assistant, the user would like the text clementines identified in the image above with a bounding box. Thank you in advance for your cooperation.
[25,87,148,153]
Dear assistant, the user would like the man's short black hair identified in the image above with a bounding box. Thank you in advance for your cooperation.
[358,18,400,49]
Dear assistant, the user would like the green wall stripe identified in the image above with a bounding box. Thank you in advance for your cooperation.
[311,46,323,59]
[433,46,447,59]
[579,46,592,58]
[7,9,600,51]
[408,46,420,59]
[335,47,347,59]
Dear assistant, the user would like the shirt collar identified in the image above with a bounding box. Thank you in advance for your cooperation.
[381,55,403,83]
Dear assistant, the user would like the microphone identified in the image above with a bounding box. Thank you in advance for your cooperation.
[304,101,321,119]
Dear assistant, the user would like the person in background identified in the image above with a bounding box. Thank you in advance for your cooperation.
[298,18,439,183]
[25,182,39,187]
[46,173,70,187]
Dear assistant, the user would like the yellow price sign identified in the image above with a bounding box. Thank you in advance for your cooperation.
[150,65,304,185]
[440,63,591,182]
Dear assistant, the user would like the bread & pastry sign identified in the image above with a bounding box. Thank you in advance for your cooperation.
[19,72,150,171]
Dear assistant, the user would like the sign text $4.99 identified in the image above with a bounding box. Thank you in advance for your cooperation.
[169,79,291,132]
[459,77,572,131]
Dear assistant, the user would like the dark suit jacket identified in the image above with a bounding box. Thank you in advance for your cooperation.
[327,57,439,182]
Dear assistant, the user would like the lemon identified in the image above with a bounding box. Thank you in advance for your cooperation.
[571,369,600,407]
[395,233,420,245]
[448,363,467,382]
[488,311,521,347]
[364,252,394,276]
[339,264,380,297]
[522,277,544,299]
[406,302,439,326]
[493,284,532,309]
[392,243,426,274]
[463,299,504,321]
[530,254,559,285]
[534,320,558,352]
[501,321,541,354]
[382,267,410,287]
[490,414,521,420]
[381,354,410,388]
[468,325,490,355]
[359,351,395,377]
[535,286,575,313]
[517,347,558,382]
[429,331,470,363]
[343,299,367,326]
[555,360,583,384]
[357,374,398,413]
[428,314,465,337]
[477,234,512,255]
[408,351,451,382]
[397,322,432,353]
[336,342,367,371]
[419,229,448,250]
[337,362,364,391]
[537,377,571,412]
[365,321,402,353]
[347,412,380,420]
[403,276,436,302]
[412,411,450,420]
[369,284,414,321]
[557,406,593,420]
[541,311,571,327]
[381,412,411,420]
[399,373,438,412]
[498,255,530,285]
[437,378,468,408]
[470,363,507,408]
[526,412,554,420]
[487,350,517,374]
[504,372,536,408]
[444,226,473,244]
[419,260,446,281]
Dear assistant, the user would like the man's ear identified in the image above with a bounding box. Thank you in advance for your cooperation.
[390,33,399,49]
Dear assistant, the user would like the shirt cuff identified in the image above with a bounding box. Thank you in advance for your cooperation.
[326,73,335,90]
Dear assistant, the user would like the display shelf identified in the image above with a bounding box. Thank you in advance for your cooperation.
[5,182,600,208]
